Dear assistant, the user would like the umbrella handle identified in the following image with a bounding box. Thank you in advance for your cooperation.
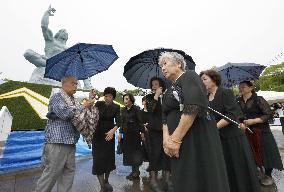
[208,106,253,133]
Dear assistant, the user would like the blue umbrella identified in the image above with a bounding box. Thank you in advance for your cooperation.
[44,43,118,81]
[217,62,266,88]
[123,48,195,89]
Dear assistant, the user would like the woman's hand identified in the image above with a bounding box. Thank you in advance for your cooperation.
[144,123,148,132]
[105,128,116,141]
[118,133,122,143]
[238,123,247,131]
[141,133,145,141]
[243,119,255,126]
[164,137,181,158]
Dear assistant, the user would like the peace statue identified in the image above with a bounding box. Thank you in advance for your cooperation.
[24,6,92,89]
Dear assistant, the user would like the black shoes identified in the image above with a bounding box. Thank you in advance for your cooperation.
[104,182,113,192]
[126,171,140,181]
[164,181,174,192]
[149,181,163,192]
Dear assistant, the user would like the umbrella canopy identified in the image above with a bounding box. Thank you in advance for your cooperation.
[256,91,284,104]
[217,62,266,88]
[123,48,195,89]
[44,43,118,81]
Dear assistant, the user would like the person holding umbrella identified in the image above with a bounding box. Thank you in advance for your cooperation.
[145,77,172,192]
[237,81,283,186]
[92,87,121,192]
[160,52,230,192]
[118,93,144,180]
[200,70,260,192]
[35,76,93,192]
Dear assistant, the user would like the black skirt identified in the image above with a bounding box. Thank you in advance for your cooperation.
[146,130,171,172]
[169,116,230,192]
[92,121,116,175]
[122,131,143,166]
[221,133,261,192]
[262,130,283,170]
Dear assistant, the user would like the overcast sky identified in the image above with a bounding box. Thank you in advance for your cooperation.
[0,0,283,91]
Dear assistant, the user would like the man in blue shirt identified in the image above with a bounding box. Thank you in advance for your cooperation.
[35,76,92,192]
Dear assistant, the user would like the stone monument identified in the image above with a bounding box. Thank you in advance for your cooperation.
[24,6,93,89]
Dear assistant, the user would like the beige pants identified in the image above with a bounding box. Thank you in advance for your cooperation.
[35,143,76,192]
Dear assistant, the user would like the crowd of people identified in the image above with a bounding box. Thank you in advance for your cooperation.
[34,51,283,192]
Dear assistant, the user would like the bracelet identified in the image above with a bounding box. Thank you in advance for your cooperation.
[170,137,182,144]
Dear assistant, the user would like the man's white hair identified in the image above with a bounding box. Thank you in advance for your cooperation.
[158,52,186,71]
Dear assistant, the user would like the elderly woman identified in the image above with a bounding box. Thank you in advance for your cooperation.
[160,52,230,192]
[92,87,121,192]
[200,70,260,192]
[238,81,283,186]
[118,93,144,180]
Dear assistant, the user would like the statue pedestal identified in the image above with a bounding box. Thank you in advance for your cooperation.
[28,67,84,89]
[29,67,62,87]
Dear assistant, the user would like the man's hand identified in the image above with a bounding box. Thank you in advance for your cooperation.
[47,5,56,16]
[105,128,116,141]
[118,133,122,143]
[83,100,93,108]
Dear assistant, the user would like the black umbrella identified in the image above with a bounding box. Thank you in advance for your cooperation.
[123,48,195,89]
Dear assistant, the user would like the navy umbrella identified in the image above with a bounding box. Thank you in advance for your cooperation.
[123,48,195,89]
[217,62,266,88]
[44,43,118,81]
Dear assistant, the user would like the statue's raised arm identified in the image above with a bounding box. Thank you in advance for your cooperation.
[41,5,56,42]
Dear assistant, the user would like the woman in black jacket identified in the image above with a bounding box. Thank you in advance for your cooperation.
[145,77,171,192]
[200,70,260,192]
[238,81,283,186]
[92,87,121,192]
[118,93,144,180]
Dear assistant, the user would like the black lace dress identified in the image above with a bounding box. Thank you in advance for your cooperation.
[162,71,230,192]
[237,93,283,171]
[209,87,260,192]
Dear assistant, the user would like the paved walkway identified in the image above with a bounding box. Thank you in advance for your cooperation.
[0,126,283,192]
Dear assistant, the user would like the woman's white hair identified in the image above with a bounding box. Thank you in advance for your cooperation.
[158,51,186,71]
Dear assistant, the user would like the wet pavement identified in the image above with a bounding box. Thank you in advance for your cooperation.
[0,126,283,192]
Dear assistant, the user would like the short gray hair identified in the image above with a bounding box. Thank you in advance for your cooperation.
[158,52,186,71]
[61,76,77,84]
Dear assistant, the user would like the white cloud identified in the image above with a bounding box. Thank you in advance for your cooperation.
[1,0,284,91]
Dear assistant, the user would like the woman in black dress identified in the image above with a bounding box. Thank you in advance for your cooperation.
[145,77,171,192]
[118,93,144,180]
[92,87,121,192]
[160,52,230,192]
[238,81,283,186]
[140,96,150,164]
[200,70,260,192]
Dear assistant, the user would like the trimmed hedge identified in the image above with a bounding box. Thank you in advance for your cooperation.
[0,81,52,98]
[0,96,46,131]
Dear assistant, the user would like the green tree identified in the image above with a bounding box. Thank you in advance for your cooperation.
[254,62,284,91]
